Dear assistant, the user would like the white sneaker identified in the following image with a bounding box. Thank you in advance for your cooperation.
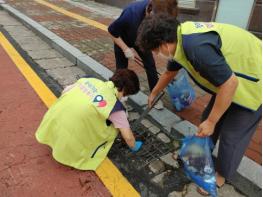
[154,100,164,110]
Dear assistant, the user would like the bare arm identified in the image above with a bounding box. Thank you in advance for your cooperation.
[109,34,129,52]
[197,74,239,137]
[61,84,76,95]
[119,128,136,148]
[109,34,141,61]
[208,74,238,123]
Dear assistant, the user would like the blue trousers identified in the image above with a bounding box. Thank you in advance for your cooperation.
[202,96,261,179]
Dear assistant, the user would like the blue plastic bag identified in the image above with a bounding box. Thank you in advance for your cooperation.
[179,136,217,197]
[167,69,195,111]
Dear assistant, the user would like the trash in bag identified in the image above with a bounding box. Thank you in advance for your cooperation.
[167,69,195,111]
[179,136,217,197]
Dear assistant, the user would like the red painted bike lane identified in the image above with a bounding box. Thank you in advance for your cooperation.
[0,38,111,196]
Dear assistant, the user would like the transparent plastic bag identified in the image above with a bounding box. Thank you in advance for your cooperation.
[167,69,195,111]
[179,136,217,197]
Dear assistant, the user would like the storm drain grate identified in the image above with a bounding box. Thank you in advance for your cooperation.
[109,123,190,196]
[111,125,175,169]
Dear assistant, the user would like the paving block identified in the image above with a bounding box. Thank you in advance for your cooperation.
[148,159,165,174]
[168,191,183,197]
[4,24,28,32]
[9,28,36,37]
[36,57,74,70]
[137,182,159,197]
[160,152,179,168]
[46,66,85,86]
[151,171,171,188]
[0,11,21,26]
[125,104,133,112]
[20,40,51,51]
[5,24,35,37]
[128,112,140,121]
[148,108,181,132]
[141,119,153,129]
[149,126,160,135]
[157,133,171,144]
[218,184,245,197]
[235,155,262,189]
[15,36,45,45]
[129,91,148,108]
[27,49,63,60]
[172,120,198,137]
[184,183,245,197]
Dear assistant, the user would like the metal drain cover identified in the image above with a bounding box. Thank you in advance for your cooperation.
[110,125,174,169]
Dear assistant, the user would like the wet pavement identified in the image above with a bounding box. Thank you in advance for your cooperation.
[0,1,261,196]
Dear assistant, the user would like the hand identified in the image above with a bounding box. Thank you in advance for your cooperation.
[124,48,135,60]
[61,84,75,95]
[124,48,142,61]
[196,119,216,137]
[130,141,143,152]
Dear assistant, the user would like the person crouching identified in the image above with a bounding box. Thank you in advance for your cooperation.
[35,69,143,170]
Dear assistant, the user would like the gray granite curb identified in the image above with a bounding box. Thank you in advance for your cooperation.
[1,3,261,191]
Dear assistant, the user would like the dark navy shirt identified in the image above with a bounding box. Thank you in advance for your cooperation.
[108,0,149,47]
[167,32,233,87]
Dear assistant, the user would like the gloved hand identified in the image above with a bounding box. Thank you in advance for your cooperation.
[124,48,135,60]
[130,141,143,152]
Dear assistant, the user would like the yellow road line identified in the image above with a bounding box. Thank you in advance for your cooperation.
[0,32,140,197]
[35,0,108,31]
[0,32,57,108]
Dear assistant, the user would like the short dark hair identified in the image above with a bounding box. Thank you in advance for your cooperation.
[136,14,180,52]
[152,0,178,17]
[110,69,140,96]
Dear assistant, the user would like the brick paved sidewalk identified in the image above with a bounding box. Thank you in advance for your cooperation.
[5,0,261,164]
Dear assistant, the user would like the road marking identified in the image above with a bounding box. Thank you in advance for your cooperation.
[0,32,140,197]
[0,32,56,108]
[35,0,108,31]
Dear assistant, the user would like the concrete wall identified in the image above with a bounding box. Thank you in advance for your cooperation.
[215,0,255,29]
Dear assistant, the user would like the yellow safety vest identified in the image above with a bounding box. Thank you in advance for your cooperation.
[174,22,262,111]
[36,78,119,170]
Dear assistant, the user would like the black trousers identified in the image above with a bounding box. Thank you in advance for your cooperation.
[114,44,159,91]
[202,96,262,180]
